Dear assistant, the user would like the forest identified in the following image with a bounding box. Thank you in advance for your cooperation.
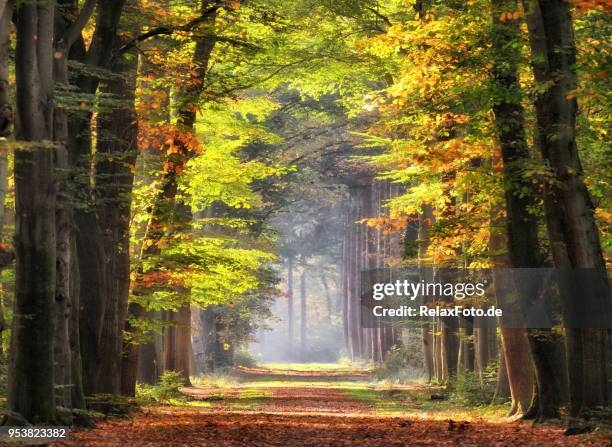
[0,0,610,446]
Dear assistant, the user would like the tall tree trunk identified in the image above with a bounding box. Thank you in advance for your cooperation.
[287,257,294,357]
[69,234,86,409]
[0,0,11,137]
[300,268,307,360]
[93,44,138,394]
[9,0,57,424]
[321,274,333,323]
[493,347,510,402]
[52,0,95,409]
[458,318,475,372]
[200,307,216,372]
[490,207,535,417]
[418,205,434,382]
[522,0,611,416]
[67,0,125,396]
[474,325,495,380]
[0,0,12,361]
[490,0,562,419]
[341,223,349,355]
[138,310,163,384]
[163,305,192,385]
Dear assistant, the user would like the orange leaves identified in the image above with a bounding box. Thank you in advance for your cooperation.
[166,143,181,155]
[570,0,612,12]
[61,373,607,447]
[138,121,202,177]
[362,216,407,234]
[498,10,523,22]
[139,270,172,289]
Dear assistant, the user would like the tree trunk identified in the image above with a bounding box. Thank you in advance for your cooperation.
[458,318,475,373]
[9,1,57,424]
[321,274,333,323]
[300,269,307,360]
[341,228,349,354]
[493,347,510,402]
[0,0,11,361]
[69,234,86,409]
[522,0,611,416]
[93,44,138,394]
[163,305,192,385]
[287,257,294,357]
[0,0,10,136]
[138,310,163,384]
[490,0,562,419]
[52,0,92,409]
[200,307,215,372]
[474,326,495,380]
[66,0,125,396]
[490,208,535,417]
[418,205,434,382]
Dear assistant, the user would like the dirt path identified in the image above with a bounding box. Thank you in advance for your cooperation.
[54,368,609,447]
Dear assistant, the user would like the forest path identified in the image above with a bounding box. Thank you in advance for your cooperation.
[56,366,608,447]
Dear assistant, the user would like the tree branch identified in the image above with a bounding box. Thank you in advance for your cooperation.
[364,5,392,28]
[117,1,223,55]
[62,0,96,47]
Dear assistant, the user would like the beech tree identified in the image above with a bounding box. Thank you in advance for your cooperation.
[9,0,57,424]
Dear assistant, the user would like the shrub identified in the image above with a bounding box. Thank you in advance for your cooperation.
[136,371,184,404]
[448,364,498,406]
[375,344,423,382]
[233,350,258,368]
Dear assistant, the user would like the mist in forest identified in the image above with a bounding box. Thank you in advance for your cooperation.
[249,201,347,364]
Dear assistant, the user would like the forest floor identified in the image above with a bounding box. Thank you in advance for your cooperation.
[52,365,610,447]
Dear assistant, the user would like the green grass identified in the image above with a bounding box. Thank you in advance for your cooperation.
[342,386,510,421]
[226,389,273,410]
[237,389,273,399]
[238,380,377,389]
[180,364,511,422]
[167,398,213,408]
[191,374,240,389]
[260,362,374,372]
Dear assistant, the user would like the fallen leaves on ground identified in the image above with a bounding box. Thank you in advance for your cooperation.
[54,407,609,447]
[51,368,611,447]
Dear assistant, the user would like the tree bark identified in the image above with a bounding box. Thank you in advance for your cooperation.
[52,0,94,410]
[490,0,562,419]
[93,43,138,394]
[137,310,163,384]
[321,273,333,323]
[300,268,307,360]
[0,0,11,362]
[287,257,294,357]
[9,0,57,424]
[163,305,192,385]
[66,0,126,396]
[418,205,435,382]
[522,0,611,416]
[490,209,535,417]
[69,234,86,409]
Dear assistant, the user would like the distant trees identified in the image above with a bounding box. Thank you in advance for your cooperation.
[277,0,611,421]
